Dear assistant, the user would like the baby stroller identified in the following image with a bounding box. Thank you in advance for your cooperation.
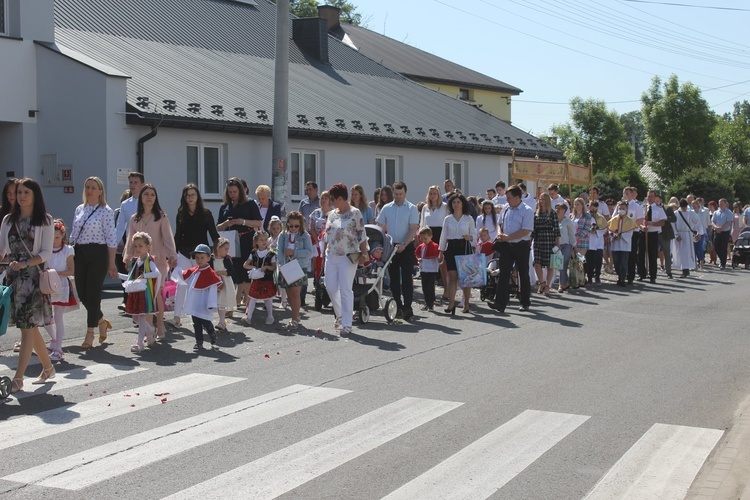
[0,267,12,399]
[732,228,750,269]
[479,251,518,303]
[315,225,400,323]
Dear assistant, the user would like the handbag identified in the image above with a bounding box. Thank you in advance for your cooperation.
[15,223,62,296]
[279,259,304,284]
[217,230,241,258]
[455,242,487,288]
[347,252,362,264]
[549,251,564,270]
[122,278,147,293]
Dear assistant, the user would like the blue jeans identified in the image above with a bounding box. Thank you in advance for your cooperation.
[613,251,629,282]
[695,234,707,263]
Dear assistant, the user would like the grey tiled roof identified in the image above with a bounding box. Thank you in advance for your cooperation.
[332,24,523,95]
[53,0,560,159]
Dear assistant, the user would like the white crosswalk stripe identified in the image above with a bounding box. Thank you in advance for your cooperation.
[583,423,723,499]
[164,396,464,500]
[383,409,590,500]
[9,363,147,400]
[2,384,350,490]
[0,373,242,451]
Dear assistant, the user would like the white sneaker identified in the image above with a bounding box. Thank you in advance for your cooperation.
[341,326,352,335]
[265,316,275,325]
[241,316,251,326]
[334,317,342,331]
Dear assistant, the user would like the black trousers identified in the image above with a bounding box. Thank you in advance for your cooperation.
[627,232,640,282]
[192,316,215,345]
[585,249,603,280]
[638,232,659,280]
[420,272,438,308]
[388,242,415,309]
[715,230,730,267]
[74,243,109,328]
[494,240,531,310]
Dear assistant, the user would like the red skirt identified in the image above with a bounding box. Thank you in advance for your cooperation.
[126,291,152,315]
[52,283,77,307]
[249,279,276,299]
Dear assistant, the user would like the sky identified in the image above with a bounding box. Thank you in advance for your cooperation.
[348,0,750,137]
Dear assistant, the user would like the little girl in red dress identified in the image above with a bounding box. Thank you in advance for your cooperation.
[243,231,277,325]
[120,232,161,353]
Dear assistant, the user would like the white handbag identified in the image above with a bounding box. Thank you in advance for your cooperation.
[279,259,304,284]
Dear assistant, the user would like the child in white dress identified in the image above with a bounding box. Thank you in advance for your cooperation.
[212,237,235,331]
[45,219,78,362]
[243,231,277,325]
[120,232,162,353]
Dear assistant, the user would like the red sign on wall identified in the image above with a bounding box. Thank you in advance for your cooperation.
[61,169,72,182]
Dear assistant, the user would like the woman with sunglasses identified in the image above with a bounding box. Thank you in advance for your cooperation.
[276,211,313,329]
[217,177,262,309]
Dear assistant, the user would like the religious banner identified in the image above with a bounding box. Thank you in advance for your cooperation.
[512,160,566,182]
[566,163,592,185]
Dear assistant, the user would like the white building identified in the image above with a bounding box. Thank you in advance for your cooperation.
[0,0,562,224]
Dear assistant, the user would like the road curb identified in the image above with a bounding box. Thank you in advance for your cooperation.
[688,392,750,499]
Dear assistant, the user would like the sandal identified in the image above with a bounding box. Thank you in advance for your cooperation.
[130,344,144,353]
[11,377,24,394]
[32,366,56,385]
[98,318,112,344]
[80,330,95,349]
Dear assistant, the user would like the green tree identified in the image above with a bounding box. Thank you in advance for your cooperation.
[668,168,734,202]
[284,0,362,25]
[713,100,750,171]
[619,110,645,165]
[641,75,717,184]
[548,97,637,176]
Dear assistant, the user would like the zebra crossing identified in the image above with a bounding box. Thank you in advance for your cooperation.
[0,360,724,499]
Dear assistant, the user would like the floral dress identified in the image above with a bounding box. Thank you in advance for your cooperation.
[7,218,52,329]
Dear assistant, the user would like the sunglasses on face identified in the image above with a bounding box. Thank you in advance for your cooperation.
[287,224,300,229]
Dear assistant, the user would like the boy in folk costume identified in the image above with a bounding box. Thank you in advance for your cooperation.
[182,244,222,350]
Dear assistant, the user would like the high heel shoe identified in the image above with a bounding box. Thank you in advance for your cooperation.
[462,304,471,313]
[443,305,456,316]
[98,318,112,344]
[32,366,56,385]
[81,330,95,349]
[11,377,24,393]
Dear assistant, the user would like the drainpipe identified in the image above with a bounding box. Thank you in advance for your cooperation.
[136,125,158,174]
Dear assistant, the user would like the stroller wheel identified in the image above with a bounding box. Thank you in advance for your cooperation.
[359,306,370,324]
[0,376,11,400]
[384,298,398,323]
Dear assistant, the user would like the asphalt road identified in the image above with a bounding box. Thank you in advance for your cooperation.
[1,265,748,499]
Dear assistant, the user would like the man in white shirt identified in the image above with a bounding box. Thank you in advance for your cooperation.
[548,184,568,217]
[624,186,645,283]
[638,190,667,283]
[491,181,507,206]
[519,182,536,212]
[591,187,610,218]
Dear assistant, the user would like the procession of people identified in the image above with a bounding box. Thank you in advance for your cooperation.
[1,172,745,393]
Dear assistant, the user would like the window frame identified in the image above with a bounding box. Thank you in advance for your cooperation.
[375,155,400,189]
[445,159,467,192]
[0,0,7,36]
[289,149,320,202]
[186,142,225,200]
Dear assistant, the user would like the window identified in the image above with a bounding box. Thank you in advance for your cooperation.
[458,88,470,101]
[0,0,7,36]
[375,155,398,188]
[187,143,224,198]
[445,160,466,191]
[290,150,319,200]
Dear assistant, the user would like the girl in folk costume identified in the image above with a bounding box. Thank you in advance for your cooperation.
[243,231,277,325]
[121,232,162,353]
[212,237,235,331]
[182,244,222,350]
[44,220,78,362]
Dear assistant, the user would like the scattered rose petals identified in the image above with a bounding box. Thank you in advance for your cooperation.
[316,329,323,333]
[154,392,170,397]
[89,393,93,397]
[125,394,131,397]
[276,352,280,355]
[264,354,270,358]
[102,390,107,394]
[84,384,89,387]
[161,398,167,403]
[130,404,135,407]
[135,393,140,396]
[107,403,111,407]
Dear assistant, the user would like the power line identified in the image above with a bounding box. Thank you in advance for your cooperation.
[622,0,750,11]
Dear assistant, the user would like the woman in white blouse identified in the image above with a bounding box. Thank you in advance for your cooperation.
[438,193,476,315]
[421,185,448,301]
[323,183,368,335]
[70,177,118,349]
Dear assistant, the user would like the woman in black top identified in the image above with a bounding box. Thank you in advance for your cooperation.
[217,177,262,307]
[173,184,220,325]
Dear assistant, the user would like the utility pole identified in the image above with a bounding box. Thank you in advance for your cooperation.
[272,0,290,211]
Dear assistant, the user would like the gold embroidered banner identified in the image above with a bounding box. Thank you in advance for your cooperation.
[512,160,566,181]
[566,163,592,184]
